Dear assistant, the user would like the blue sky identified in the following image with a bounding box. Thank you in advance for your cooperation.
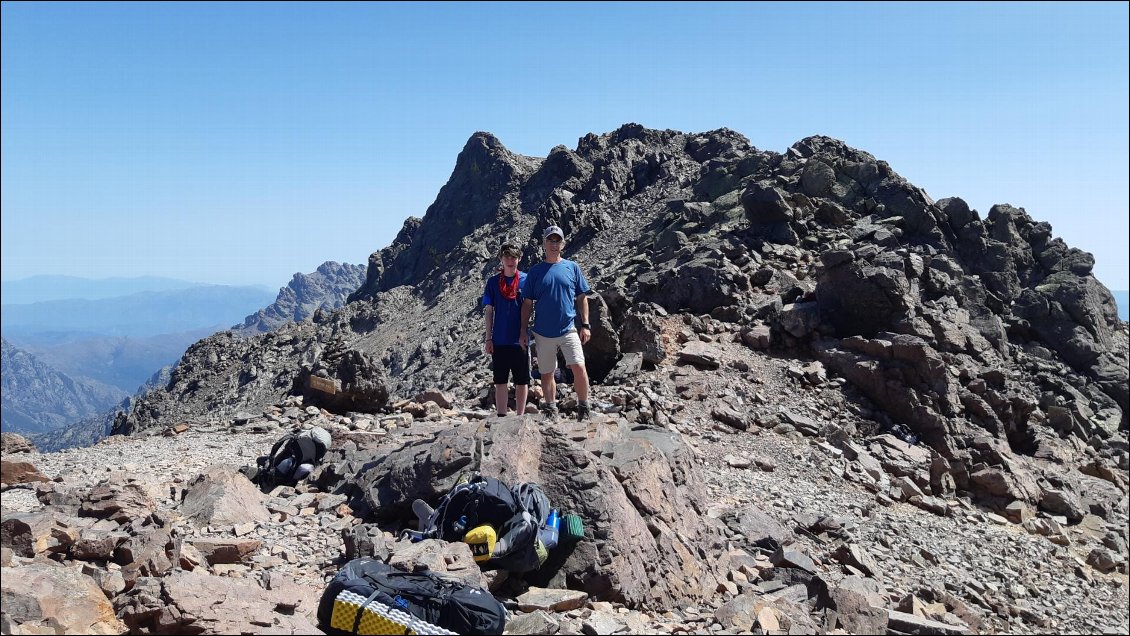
[2,2,1127,289]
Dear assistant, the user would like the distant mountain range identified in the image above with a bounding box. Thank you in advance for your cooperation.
[2,285,277,337]
[235,261,366,335]
[1,278,272,439]
[0,269,364,446]
[4,328,217,393]
[0,275,222,304]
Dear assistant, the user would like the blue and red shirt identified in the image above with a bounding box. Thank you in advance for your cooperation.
[483,271,527,346]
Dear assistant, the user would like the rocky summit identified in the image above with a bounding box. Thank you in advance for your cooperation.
[3,124,1126,634]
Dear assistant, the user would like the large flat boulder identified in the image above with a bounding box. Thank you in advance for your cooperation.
[341,416,726,610]
[115,570,321,634]
[181,464,270,528]
[1,561,126,634]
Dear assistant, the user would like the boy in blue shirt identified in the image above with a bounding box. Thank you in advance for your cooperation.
[483,242,529,416]
[518,225,593,420]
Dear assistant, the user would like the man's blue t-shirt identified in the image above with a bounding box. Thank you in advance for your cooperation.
[483,271,527,346]
[522,260,591,338]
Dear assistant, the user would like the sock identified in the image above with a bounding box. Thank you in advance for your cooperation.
[578,400,589,407]
[545,401,556,409]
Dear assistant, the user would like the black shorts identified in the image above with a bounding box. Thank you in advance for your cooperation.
[492,345,530,385]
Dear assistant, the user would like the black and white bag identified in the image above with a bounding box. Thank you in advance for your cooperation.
[317,557,506,635]
[251,426,331,489]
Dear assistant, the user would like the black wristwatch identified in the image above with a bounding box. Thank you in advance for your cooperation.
[580,322,591,329]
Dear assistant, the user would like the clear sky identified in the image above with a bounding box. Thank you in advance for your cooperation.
[2,2,1127,290]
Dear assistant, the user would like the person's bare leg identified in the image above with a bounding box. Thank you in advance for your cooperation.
[571,364,589,403]
[494,384,508,416]
[515,385,528,415]
[541,373,556,406]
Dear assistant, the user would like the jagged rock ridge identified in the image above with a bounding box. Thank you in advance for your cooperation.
[235,261,366,335]
[114,125,1128,521]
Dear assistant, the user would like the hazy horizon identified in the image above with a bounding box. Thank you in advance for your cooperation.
[3,3,1127,290]
[0,274,275,305]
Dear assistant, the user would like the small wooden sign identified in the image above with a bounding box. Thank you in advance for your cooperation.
[308,375,336,395]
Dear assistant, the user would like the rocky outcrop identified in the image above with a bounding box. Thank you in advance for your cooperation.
[236,261,366,335]
[331,416,724,610]
[180,464,270,528]
[115,570,322,634]
[1,560,127,634]
[1,432,36,454]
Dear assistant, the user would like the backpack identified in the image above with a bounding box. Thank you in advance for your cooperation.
[317,557,506,636]
[253,426,332,489]
[416,475,553,573]
[513,482,551,527]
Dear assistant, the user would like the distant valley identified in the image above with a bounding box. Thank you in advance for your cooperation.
[0,267,364,446]
[0,278,274,440]
[4,328,218,393]
[1,338,126,433]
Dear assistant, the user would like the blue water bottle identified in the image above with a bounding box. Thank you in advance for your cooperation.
[539,509,560,550]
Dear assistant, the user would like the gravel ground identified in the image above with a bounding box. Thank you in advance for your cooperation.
[4,335,1127,635]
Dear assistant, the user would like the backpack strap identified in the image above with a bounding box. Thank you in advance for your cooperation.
[351,589,384,635]
[422,476,482,540]
[267,432,295,464]
[267,432,305,484]
[513,482,551,526]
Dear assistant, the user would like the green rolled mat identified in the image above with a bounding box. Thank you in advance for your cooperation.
[561,514,584,543]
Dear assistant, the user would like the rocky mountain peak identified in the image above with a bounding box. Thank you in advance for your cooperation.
[111,125,1126,532]
[235,261,366,335]
[365,132,543,294]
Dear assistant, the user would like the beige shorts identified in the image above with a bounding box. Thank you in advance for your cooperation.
[534,330,585,375]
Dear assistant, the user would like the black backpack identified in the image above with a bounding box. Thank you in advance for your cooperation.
[317,558,506,635]
[418,475,552,573]
[252,426,331,489]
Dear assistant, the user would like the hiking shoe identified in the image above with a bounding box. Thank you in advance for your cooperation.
[576,403,591,421]
[542,404,559,420]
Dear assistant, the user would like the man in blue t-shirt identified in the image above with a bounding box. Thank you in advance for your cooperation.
[483,242,529,416]
[518,225,593,420]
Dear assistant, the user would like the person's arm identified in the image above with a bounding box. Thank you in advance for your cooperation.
[574,263,592,344]
[519,299,533,348]
[577,294,591,344]
[484,305,495,354]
